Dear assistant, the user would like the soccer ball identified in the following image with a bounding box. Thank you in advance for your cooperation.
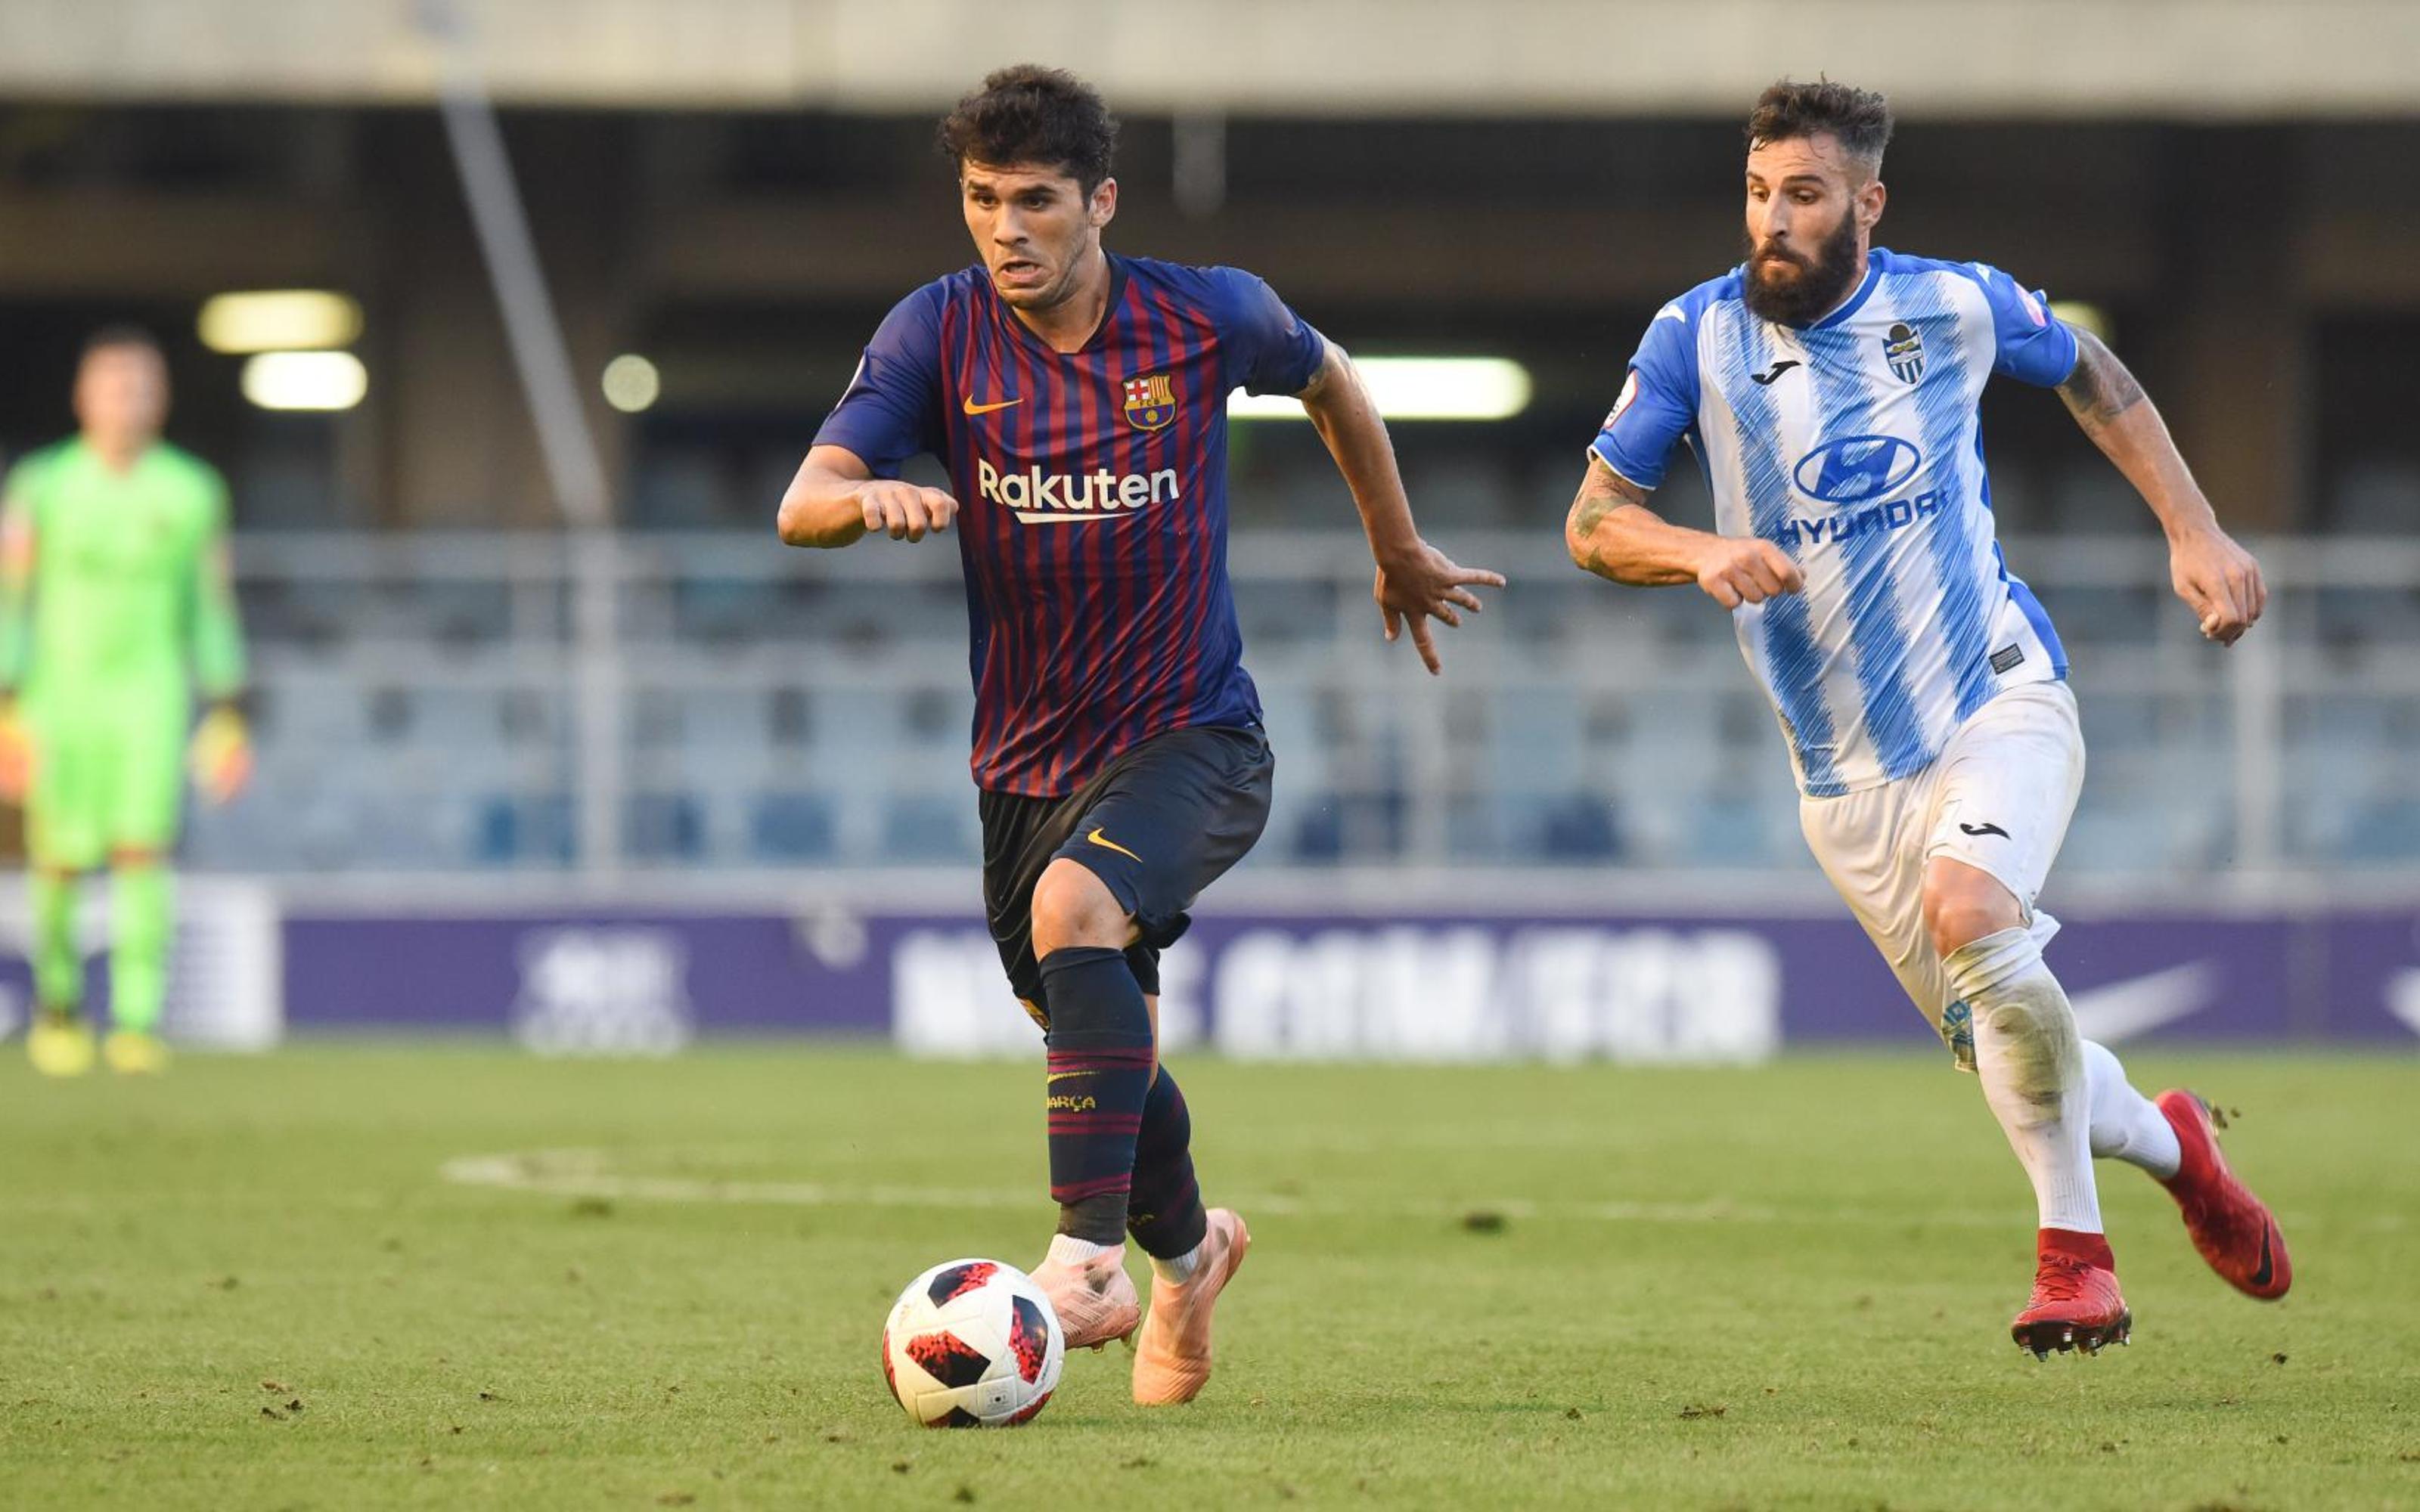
[880,1258,1064,1427]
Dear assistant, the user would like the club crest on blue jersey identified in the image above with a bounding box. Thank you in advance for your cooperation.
[1122,373,1177,432]
[1882,321,1926,384]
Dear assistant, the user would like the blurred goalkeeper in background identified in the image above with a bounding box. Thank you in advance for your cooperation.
[0,327,251,1077]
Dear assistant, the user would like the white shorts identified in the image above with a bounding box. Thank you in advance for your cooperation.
[1798,680,2085,1063]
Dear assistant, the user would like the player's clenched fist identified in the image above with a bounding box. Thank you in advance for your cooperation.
[2167,524,2265,646]
[858,481,958,542]
[1692,536,1803,609]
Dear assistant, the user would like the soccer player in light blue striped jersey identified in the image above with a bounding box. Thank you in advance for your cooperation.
[1563,81,2291,1358]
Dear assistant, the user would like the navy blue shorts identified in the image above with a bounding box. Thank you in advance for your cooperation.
[979,723,1273,1015]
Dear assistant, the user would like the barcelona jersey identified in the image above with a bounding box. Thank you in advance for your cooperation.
[814,253,1326,796]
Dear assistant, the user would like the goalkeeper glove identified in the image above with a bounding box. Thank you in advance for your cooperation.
[0,699,26,804]
[189,702,253,805]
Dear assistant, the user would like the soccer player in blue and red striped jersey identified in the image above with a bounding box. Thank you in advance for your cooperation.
[778,65,1500,1405]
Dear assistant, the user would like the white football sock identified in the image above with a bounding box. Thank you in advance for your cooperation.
[1151,1239,1205,1285]
[1044,1233,1117,1269]
[1944,927,2102,1235]
[2081,1039,2183,1179]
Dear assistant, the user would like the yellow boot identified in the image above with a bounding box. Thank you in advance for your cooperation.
[103,1029,170,1076]
[28,1010,97,1077]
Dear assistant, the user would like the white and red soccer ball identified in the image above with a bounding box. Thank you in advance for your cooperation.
[881,1259,1064,1427]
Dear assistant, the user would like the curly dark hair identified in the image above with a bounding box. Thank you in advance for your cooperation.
[1745,79,1894,175]
[937,64,1118,195]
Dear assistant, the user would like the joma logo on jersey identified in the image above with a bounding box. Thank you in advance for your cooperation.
[1794,434,1924,504]
[1122,373,1177,431]
[976,458,1181,524]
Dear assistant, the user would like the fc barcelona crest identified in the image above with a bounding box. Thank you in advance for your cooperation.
[1122,373,1177,431]
[1882,321,1926,385]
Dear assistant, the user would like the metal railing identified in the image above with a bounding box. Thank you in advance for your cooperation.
[190,531,2420,885]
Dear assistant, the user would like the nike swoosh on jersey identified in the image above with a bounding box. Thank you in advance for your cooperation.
[1085,828,1142,863]
[963,396,1022,416]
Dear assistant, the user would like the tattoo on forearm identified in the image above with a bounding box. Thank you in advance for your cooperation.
[1571,467,1646,535]
[1570,493,1616,542]
[1566,464,1649,572]
[2057,332,2148,431]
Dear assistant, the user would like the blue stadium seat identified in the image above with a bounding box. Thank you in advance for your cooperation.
[412,687,505,748]
[751,792,839,861]
[476,794,576,866]
[626,792,706,862]
[1538,793,1622,861]
[2341,797,2420,864]
[675,578,784,644]
[1233,582,1334,651]
[882,793,976,862]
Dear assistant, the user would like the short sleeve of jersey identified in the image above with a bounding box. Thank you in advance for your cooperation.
[1205,267,1327,397]
[811,284,948,477]
[1965,263,2079,388]
[1588,302,1701,491]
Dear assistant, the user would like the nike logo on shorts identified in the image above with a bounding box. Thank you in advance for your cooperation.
[1085,827,1142,863]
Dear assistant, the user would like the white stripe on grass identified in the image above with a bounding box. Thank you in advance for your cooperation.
[439,1148,2014,1228]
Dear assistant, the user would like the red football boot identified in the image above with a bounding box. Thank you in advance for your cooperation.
[2011,1228,2131,1358]
[2155,1090,2292,1300]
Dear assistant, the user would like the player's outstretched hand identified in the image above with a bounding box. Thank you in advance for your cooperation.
[1375,541,1507,675]
[1692,537,1803,609]
[2169,524,2265,645]
[858,481,958,543]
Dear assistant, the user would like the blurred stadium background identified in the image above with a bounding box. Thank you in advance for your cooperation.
[4,0,2418,1060]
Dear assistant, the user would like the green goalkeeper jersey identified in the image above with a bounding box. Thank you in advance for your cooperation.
[0,438,247,707]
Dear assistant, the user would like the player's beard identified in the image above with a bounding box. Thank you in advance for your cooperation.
[1742,215,1864,326]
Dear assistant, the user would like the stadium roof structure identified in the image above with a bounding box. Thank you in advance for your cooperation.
[2,0,2415,119]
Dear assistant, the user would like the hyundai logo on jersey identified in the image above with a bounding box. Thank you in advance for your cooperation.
[1792,434,1925,505]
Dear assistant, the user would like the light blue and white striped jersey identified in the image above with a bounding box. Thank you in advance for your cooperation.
[1590,248,2077,798]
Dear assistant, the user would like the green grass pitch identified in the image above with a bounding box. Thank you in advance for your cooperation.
[3,1046,2415,1509]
